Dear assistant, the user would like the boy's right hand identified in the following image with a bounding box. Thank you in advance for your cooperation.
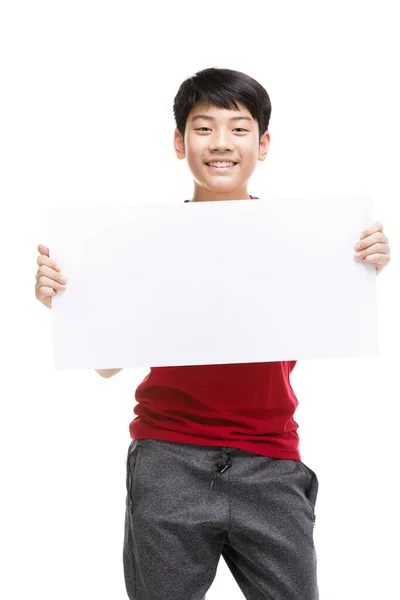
[35,244,68,309]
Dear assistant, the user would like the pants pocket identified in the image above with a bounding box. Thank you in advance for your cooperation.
[299,461,319,523]
[306,468,319,512]
[125,439,142,507]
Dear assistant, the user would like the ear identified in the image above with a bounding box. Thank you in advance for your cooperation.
[258,131,270,162]
[174,128,186,160]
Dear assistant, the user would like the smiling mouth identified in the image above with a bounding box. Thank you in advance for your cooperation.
[205,162,238,168]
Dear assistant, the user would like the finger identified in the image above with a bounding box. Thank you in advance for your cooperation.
[37,253,61,271]
[363,253,388,264]
[36,275,67,292]
[356,231,388,250]
[38,244,49,256]
[360,222,384,239]
[35,285,58,300]
[37,244,61,272]
[36,267,68,285]
[355,242,389,260]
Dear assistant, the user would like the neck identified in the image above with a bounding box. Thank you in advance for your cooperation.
[190,185,250,202]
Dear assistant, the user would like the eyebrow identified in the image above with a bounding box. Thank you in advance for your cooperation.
[191,114,253,123]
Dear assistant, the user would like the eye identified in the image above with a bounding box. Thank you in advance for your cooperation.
[195,127,248,133]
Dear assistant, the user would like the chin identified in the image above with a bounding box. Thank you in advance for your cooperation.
[206,179,242,189]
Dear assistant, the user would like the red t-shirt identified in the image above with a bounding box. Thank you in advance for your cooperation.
[130,195,300,460]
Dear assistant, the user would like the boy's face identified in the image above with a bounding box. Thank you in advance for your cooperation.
[174,101,270,201]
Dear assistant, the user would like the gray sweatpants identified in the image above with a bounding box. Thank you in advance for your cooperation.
[123,438,319,600]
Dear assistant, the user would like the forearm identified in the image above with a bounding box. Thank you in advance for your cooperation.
[95,368,123,378]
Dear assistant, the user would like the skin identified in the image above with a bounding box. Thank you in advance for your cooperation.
[174,101,270,202]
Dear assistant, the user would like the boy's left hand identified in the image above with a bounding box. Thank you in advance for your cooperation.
[354,222,391,275]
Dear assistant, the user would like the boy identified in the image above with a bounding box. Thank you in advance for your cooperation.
[35,67,391,600]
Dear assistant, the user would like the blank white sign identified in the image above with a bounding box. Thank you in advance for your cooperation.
[48,196,378,370]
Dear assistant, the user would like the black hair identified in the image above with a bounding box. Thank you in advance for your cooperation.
[173,67,271,143]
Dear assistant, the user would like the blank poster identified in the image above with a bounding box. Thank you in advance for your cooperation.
[48,196,378,370]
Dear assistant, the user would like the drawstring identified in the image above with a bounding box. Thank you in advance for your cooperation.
[210,448,233,491]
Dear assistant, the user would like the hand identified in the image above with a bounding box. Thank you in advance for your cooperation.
[35,244,68,309]
[354,222,391,275]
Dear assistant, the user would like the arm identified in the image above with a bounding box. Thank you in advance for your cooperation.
[95,368,124,378]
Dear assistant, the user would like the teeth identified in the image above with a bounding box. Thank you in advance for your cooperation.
[208,161,236,167]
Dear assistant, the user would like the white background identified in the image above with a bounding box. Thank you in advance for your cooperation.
[1,1,399,599]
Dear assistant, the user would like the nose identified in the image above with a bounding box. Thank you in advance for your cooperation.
[208,128,235,153]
